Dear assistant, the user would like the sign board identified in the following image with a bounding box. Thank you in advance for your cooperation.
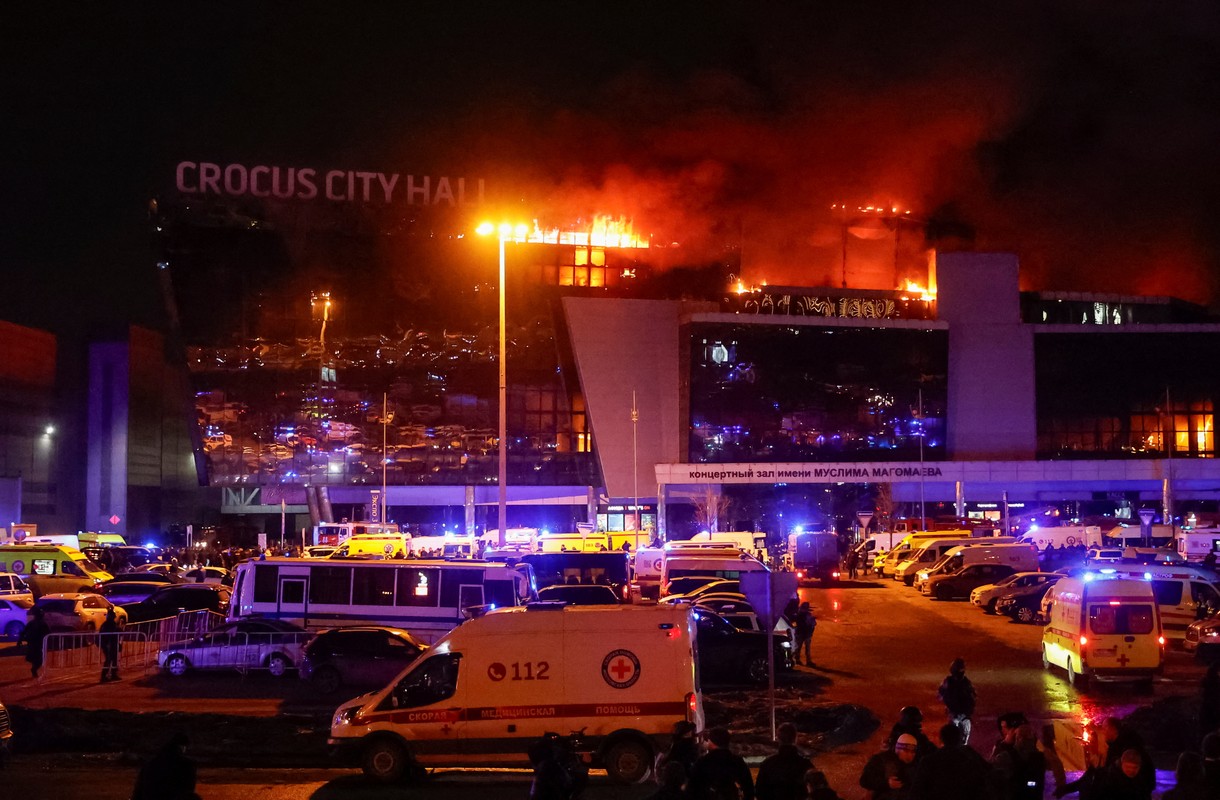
[740,572,799,630]
[856,512,874,532]
[257,533,268,552]
[1138,508,1156,536]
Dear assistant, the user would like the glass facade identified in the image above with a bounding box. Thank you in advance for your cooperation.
[1035,333,1220,458]
[687,323,948,463]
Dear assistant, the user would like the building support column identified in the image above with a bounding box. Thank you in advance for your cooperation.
[955,481,965,518]
[464,485,475,536]
[657,483,667,542]
[587,486,598,528]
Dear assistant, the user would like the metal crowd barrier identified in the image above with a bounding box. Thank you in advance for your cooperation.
[39,609,227,683]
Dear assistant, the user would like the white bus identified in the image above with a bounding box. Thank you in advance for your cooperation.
[313,522,401,548]
[229,558,537,642]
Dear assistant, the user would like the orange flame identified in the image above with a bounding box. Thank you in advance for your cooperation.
[902,280,936,301]
[512,215,650,248]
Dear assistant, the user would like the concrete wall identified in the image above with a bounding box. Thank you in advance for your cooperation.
[937,252,1037,460]
[563,297,706,500]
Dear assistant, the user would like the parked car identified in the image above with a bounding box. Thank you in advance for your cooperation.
[692,607,793,684]
[995,575,1064,623]
[156,619,310,677]
[694,596,795,638]
[97,580,167,606]
[0,572,33,604]
[536,585,620,605]
[1185,612,1220,658]
[923,564,1018,601]
[181,566,232,586]
[971,572,1061,614]
[33,593,127,631]
[1085,548,1124,564]
[305,546,336,559]
[0,597,32,639]
[299,627,427,695]
[662,575,725,598]
[119,563,184,583]
[121,584,231,623]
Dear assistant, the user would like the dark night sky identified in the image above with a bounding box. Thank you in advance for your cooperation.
[5,3,1220,337]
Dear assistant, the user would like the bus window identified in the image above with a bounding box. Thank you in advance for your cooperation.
[310,566,353,604]
[440,569,484,608]
[352,567,395,606]
[485,579,515,608]
[254,565,279,603]
[396,568,439,607]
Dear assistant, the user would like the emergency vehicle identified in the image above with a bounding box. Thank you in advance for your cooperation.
[1089,563,1220,642]
[329,603,702,783]
[1041,575,1163,687]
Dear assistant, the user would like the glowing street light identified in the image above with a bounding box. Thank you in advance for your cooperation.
[477,221,528,546]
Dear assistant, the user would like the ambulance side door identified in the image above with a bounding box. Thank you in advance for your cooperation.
[461,632,564,763]
[385,652,464,762]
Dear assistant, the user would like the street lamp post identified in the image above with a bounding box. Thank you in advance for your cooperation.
[632,389,640,553]
[478,222,528,547]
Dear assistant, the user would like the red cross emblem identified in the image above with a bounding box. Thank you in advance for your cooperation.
[1116,653,1130,668]
[601,649,641,689]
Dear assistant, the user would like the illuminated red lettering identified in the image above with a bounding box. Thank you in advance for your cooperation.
[249,165,271,198]
[175,162,198,193]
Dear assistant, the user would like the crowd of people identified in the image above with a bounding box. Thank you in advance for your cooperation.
[580,656,1220,800]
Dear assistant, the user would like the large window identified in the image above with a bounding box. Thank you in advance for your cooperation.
[253,565,278,603]
[309,566,352,605]
[396,567,439,607]
[687,323,948,462]
[1036,333,1220,458]
[352,567,395,606]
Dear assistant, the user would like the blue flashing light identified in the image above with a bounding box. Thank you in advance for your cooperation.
[144,541,156,549]
[1029,523,1039,530]
[700,530,710,536]
[1098,568,1116,574]
[1083,572,1095,582]
[794,525,804,535]
[541,528,550,536]
[1144,572,1152,580]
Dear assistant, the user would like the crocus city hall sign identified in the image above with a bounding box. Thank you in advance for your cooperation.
[175,161,485,206]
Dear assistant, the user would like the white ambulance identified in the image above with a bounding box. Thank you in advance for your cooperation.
[329,603,702,783]
[1041,575,1163,687]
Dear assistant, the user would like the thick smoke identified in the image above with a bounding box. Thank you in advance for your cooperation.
[403,3,1220,303]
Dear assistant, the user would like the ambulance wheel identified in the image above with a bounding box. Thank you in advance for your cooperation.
[1067,660,1086,690]
[363,736,412,783]
[603,738,652,783]
[1041,647,1050,670]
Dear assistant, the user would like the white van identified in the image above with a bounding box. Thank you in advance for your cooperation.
[1175,530,1220,562]
[329,603,702,783]
[914,543,1039,593]
[660,550,767,597]
[894,537,1018,586]
[1041,576,1163,686]
[1088,563,1220,643]
[1018,524,1101,551]
[873,531,972,578]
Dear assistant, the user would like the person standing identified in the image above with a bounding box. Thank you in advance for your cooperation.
[911,723,989,800]
[655,720,700,782]
[991,723,1046,800]
[937,658,976,745]
[689,727,754,800]
[1093,749,1154,800]
[792,603,816,667]
[19,606,51,679]
[130,732,199,800]
[859,733,919,800]
[756,722,813,800]
[1200,661,1220,739]
[98,607,121,682]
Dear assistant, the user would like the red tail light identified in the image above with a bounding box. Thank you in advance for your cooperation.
[1157,636,1165,646]
[1079,635,1088,646]
[685,691,698,721]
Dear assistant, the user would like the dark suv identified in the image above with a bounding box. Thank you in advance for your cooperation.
[693,608,793,684]
[121,584,231,623]
[299,627,427,695]
[926,564,1017,601]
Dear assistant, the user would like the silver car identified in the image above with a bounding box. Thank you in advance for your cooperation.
[157,619,310,677]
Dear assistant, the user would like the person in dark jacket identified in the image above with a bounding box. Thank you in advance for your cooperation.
[1093,749,1154,800]
[99,607,121,682]
[911,723,989,800]
[130,732,199,800]
[886,707,935,762]
[937,658,976,745]
[859,734,918,800]
[689,727,754,800]
[991,723,1046,800]
[646,760,690,800]
[18,607,51,678]
[756,722,813,800]
[791,603,816,666]
[656,720,700,781]
[1099,717,1154,798]
[1162,751,1208,800]
[1200,661,1220,739]
[802,769,844,800]
[1202,733,1220,798]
